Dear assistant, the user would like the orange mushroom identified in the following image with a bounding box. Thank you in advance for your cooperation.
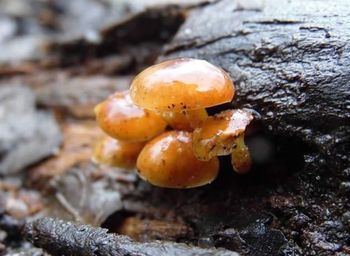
[93,136,144,169]
[136,131,219,188]
[94,90,167,142]
[192,109,253,173]
[130,58,234,111]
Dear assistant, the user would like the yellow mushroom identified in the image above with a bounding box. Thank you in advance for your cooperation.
[192,109,253,173]
[230,134,252,174]
[136,131,219,188]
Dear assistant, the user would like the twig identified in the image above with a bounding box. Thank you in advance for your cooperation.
[23,217,238,256]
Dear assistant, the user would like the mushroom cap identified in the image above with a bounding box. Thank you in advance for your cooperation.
[130,58,235,111]
[95,90,167,142]
[92,136,145,169]
[136,131,219,189]
[192,109,253,161]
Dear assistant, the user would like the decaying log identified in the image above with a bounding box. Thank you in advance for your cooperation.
[3,1,350,255]
[162,0,350,172]
[92,1,350,255]
[23,217,238,256]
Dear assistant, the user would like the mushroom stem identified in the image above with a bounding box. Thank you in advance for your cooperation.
[230,134,252,174]
[160,109,208,131]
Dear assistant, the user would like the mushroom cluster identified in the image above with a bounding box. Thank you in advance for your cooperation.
[94,58,253,188]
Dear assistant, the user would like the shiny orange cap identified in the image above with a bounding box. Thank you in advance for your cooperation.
[95,90,167,142]
[130,58,235,111]
[136,131,219,188]
[92,137,144,169]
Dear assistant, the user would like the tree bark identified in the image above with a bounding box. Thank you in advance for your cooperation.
[162,0,350,172]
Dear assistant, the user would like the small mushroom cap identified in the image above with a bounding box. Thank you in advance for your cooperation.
[92,137,145,169]
[136,131,219,189]
[192,109,253,161]
[130,58,235,111]
[160,109,208,131]
[95,90,167,142]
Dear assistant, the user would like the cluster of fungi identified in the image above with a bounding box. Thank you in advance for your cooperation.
[94,58,253,189]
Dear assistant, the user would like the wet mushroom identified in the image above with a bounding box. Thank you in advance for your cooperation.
[192,109,253,174]
[136,131,219,188]
[94,90,167,142]
[130,58,234,130]
[93,136,145,169]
